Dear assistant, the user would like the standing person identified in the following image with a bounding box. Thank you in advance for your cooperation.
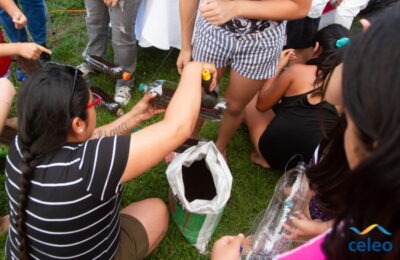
[0,0,49,81]
[5,61,217,259]
[177,0,312,160]
[78,0,142,106]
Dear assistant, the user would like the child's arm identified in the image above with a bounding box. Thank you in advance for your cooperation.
[0,0,27,29]
[0,79,16,134]
[176,0,200,74]
[256,49,296,111]
[0,42,51,59]
[282,212,333,240]
[200,0,312,26]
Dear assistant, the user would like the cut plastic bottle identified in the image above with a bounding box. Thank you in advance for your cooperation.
[242,162,310,259]
[138,80,226,121]
[84,55,131,80]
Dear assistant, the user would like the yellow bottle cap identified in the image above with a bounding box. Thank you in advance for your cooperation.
[202,69,211,81]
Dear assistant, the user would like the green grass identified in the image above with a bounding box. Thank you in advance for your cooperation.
[0,1,280,259]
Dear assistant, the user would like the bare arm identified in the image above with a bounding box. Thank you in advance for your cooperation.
[0,0,26,28]
[176,0,200,74]
[0,79,16,134]
[121,62,217,182]
[0,42,51,59]
[90,92,164,139]
[200,0,312,26]
[256,49,295,111]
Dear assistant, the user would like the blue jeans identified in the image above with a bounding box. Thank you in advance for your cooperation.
[0,0,46,45]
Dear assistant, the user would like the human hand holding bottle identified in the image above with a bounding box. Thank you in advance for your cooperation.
[129,92,166,123]
[282,212,332,240]
[211,234,245,260]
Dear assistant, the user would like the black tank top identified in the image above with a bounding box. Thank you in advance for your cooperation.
[258,89,339,170]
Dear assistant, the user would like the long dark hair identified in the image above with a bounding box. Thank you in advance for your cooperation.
[16,64,88,259]
[306,116,349,219]
[307,24,349,92]
[323,7,400,260]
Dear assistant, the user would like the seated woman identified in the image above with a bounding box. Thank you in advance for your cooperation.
[212,7,400,260]
[5,61,216,259]
[244,24,348,170]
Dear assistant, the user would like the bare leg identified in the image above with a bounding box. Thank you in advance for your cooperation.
[243,96,275,168]
[191,67,226,138]
[215,70,264,159]
[120,198,169,255]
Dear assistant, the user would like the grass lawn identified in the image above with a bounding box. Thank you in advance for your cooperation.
[0,0,281,259]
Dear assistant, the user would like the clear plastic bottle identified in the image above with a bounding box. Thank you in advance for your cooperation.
[138,80,225,121]
[242,162,310,260]
[84,55,131,80]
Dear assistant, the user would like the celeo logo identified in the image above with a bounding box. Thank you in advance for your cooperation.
[348,224,393,252]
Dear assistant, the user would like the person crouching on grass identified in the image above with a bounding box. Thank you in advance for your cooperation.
[5,61,216,259]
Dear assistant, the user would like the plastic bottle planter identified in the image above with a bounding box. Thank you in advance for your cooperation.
[84,55,131,80]
[138,80,226,122]
[242,162,310,259]
[90,86,124,116]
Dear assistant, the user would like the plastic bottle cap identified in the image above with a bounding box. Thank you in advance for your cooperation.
[138,83,146,92]
[122,72,131,81]
[202,69,211,81]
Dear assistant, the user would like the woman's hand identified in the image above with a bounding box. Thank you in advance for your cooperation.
[282,212,331,240]
[176,48,192,75]
[200,62,218,91]
[181,61,218,91]
[200,0,237,26]
[130,92,165,123]
[17,43,52,60]
[11,11,27,29]
[278,49,296,71]
[211,234,245,260]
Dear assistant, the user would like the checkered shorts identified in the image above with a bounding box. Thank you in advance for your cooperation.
[192,17,286,80]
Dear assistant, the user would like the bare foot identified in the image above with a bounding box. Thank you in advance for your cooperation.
[251,151,270,168]
[0,215,9,234]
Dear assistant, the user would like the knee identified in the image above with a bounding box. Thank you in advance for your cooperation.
[112,25,136,46]
[147,198,169,232]
[226,102,244,116]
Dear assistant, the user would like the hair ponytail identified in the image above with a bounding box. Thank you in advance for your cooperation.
[16,138,38,260]
[306,24,349,92]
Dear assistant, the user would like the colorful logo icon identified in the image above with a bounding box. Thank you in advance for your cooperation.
[348,224,393,252]
[349,224,392,236]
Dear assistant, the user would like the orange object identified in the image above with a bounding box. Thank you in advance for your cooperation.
[122,72,131,81]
